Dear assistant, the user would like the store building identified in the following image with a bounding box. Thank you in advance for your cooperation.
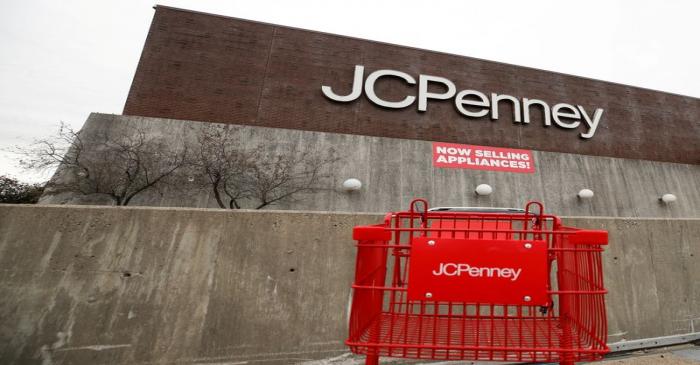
[44,5,700,217]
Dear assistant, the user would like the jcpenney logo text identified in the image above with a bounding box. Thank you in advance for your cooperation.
[322,65,604,139]
[432,263,522,281]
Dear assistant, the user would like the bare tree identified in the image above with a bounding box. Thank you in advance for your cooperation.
[247,148,337,209]
[193,125,256,209]
[192,124,338,209]
[17,122,187,206]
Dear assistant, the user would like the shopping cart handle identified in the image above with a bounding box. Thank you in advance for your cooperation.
[353,225,392,241]
[569,230,608,245]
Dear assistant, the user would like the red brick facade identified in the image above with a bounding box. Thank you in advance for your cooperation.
[124,6,700,164]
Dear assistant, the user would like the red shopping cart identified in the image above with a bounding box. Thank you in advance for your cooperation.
[346,199,609,365]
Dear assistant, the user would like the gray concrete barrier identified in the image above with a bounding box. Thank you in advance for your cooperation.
[0,205,698,364]
[40,113,700,218]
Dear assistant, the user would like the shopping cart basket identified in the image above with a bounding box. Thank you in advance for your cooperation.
[346,199,609,365]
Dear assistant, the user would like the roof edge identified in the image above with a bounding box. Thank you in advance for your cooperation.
[151,4,699,101]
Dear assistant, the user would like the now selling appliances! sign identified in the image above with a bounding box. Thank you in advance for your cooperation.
[432,142,535,173]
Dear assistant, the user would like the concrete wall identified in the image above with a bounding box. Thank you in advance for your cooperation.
[42,113,700,218]
[1,204,699,364]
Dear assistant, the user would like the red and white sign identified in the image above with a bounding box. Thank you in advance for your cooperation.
[432,142,535,173]
[407,237,549,305]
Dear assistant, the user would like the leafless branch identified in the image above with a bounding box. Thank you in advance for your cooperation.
[15,123,187,206]
[192,125,338,209]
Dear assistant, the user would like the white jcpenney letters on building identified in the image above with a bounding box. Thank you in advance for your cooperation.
[322,65,604,139]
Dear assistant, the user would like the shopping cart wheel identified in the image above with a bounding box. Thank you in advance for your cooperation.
[365,354,379,365]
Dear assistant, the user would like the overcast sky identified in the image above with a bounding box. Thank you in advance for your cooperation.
[1,0,699,181]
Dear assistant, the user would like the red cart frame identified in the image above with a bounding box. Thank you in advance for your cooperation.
[346,199,609,365]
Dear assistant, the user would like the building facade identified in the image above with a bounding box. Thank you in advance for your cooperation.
[44,6,700,217]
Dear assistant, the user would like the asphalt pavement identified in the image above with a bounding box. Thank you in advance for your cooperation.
[298,344,700,364]
[597,345,700,364]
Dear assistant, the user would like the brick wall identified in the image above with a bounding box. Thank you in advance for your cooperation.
[124,6,700,164]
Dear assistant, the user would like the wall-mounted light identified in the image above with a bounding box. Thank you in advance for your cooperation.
[660,193,677,204]
[342,178,362,192]
[475,184,493,196]
[577,189,594,199]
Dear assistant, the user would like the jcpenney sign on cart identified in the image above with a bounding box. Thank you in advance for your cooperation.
[408,237,549,304]
[432,142,535,173]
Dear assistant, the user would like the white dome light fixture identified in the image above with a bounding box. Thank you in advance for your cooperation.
[577,189,594,199]
[660,193,677,204]
[342,178,362,192]
[475,184,493,196]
